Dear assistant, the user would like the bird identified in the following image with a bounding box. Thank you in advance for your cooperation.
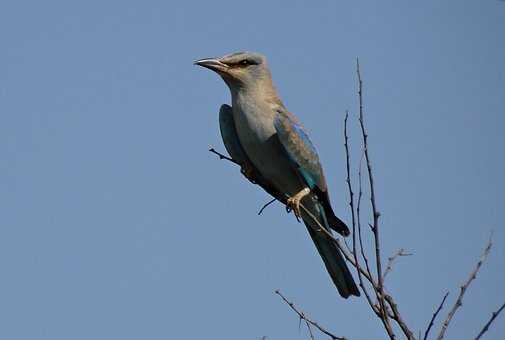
[194,51,360,298]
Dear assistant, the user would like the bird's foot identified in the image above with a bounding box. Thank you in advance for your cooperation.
[286,187,311,219]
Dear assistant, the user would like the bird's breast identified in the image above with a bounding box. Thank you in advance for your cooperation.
[231,96,302,196]
[233,100,275,144]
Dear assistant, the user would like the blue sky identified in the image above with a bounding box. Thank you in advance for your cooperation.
[1,0,504,339]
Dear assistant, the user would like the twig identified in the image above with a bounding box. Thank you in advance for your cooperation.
[423,292,449,340]
[258,198,277,215]
[344,110,366,294]
[356,58,398,339]
[383,248,413,281]
[305,320,315,340]
[436,235,493,340]
[209,147,277,215]
[356,147,375,292]
[474,301,505,340]
[346,111,381,316]
[275,290,346,340]
[384,294,415,339]
[356,119,374,284]
[344,110,357,266]
[209,147,240,166]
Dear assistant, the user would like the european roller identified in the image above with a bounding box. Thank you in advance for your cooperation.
[195,52,360,298]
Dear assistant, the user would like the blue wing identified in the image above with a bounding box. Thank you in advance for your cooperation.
[273,109,326,191]
[219,104,286,203]
[274,108,350,236]
[219,104,250,166]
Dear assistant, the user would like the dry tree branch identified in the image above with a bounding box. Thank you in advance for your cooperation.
[436,235,493,340]
[305,320,315,340]
[384,294,415,339]
[209,147,240,166]
[275,290,346,340]
[345,110,382,318]
[355,58,415,339]
[344,110,358,273]
[345,110,374,305]
[356,58,393,336]
[383,248,413,281]
[423,292,449,340]
[474,301,505,340]
[208,147,278,216]
[356,146,375,287]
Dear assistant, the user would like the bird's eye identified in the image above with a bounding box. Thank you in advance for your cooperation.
[240,60,250,66]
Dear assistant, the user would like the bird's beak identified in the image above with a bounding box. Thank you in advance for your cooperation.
[193,57,229,73]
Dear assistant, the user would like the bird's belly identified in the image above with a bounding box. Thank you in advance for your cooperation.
[233,106,302,196]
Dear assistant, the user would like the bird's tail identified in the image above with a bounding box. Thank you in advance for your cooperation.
[301,200,360,298]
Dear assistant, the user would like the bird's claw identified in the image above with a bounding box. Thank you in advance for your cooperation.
[286,197,302,219]
[286,188,311,220]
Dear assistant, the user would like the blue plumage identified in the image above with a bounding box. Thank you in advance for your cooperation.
[273,109,324,191]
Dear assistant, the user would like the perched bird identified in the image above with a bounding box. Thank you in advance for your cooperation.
[195,52,360,298]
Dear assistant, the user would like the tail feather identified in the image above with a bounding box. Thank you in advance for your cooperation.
[302,201,360,298]
[316,189,350,236]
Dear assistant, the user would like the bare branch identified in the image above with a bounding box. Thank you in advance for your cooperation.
[356,58,399,339]
[356,99,374,287]
[209,147,240,166]
[345,111,383,318]
[209,147,277,216]
[356,147,377,298]
[384,294,415,339]
[436,235,493,340]
[357,57,386,311]
[305,320,315,340]
[423,292,449,340]
[258,198,277,215]
[275,290,346,340]
[383,248,413,281]
[474,301,505,340]
[344,110,358,272]
[344,110,377,311]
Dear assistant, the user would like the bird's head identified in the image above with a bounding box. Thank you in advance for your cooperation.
[194,51,271,90]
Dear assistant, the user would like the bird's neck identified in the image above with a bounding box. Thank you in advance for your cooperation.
[229,79,284,108]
